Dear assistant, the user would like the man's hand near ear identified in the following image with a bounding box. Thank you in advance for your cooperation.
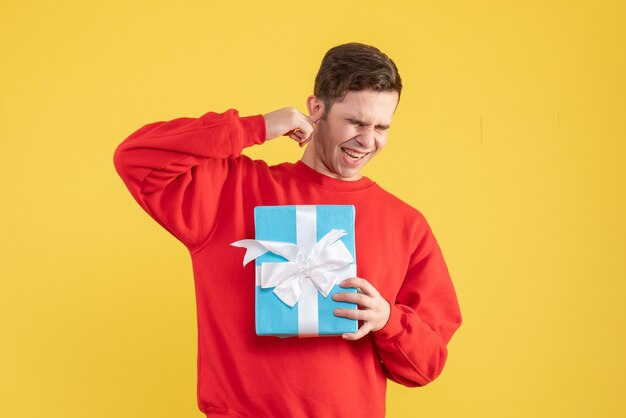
[262,107,321,146]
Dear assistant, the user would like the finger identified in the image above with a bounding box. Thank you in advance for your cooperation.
[298,113,316,134]
[332,292,374,309]
[339,277,379,297]
[292,129,308,142]
[342,323,372,341]
[296,130,314,147]
[286,128,306,142]
[334,307,370,321]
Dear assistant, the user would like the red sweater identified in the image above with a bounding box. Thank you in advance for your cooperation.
[113,109,462,418]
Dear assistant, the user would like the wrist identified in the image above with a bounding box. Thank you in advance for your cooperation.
[373,301,405,342]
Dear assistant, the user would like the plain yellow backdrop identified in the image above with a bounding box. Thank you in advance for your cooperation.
[1,1,625,417]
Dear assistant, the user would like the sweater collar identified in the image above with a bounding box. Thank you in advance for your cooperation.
[293,160,375,192]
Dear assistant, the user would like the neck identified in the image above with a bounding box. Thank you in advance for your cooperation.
[300,140,317,170]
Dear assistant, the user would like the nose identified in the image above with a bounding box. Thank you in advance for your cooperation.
[356,126,375,149]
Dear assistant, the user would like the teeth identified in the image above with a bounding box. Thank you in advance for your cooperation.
[341,148,366,159]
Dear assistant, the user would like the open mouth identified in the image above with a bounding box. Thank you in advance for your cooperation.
[341,147,369,161]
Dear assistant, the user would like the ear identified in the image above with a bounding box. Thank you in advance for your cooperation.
[306,95,325,123]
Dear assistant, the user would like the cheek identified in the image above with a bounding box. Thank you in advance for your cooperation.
[324,131,351,151]
[334,126,359,145]
[374,136,388,151]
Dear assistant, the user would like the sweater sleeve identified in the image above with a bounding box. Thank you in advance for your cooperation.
[113,108,266,253]
[372,225,462,387]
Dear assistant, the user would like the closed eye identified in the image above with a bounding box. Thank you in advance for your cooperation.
[347,118,390,131]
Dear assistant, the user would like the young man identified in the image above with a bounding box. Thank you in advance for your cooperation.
[114,42,462,418]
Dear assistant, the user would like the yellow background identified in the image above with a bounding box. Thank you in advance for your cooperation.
[2,1,625,417]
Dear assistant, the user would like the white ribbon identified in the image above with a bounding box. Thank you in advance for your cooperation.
[231,228,354,307]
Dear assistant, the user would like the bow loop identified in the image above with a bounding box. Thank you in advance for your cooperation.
[231,229,354,307]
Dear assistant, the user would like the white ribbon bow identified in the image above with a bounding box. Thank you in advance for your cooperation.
[231,229,354,307]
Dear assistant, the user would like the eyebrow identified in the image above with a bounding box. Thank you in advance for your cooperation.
[346,118,391,130]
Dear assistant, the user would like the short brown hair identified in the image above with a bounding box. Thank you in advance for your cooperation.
[313,42,402,118]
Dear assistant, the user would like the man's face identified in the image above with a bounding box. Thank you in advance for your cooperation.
[307,89,399,181]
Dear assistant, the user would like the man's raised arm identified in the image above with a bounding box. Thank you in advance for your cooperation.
[113,107,317,253]
[113,109,268,252]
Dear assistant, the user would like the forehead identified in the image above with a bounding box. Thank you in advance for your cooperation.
[330,90,398,122]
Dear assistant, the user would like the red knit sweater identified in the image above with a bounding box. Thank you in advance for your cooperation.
[113,109,462,418]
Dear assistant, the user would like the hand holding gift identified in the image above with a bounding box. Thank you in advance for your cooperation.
[332,277,392,341]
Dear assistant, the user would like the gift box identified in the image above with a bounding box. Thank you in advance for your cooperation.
[232,205,358,337]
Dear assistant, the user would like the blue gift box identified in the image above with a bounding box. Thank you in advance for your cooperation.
[248,205,359,337]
